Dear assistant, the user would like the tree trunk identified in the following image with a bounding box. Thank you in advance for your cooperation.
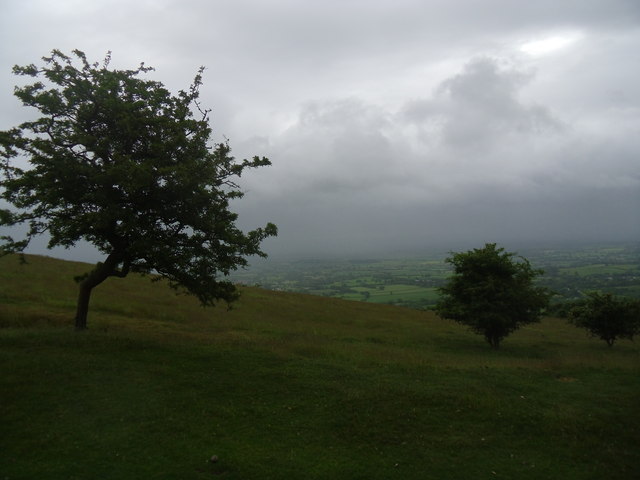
[74,252,128,330]
[74,281,94,330]
[487,334,500,349]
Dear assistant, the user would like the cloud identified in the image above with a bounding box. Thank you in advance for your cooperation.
[242,58,568,205]
[403,58,563,150]
[1,0,639,261]
[231,54,640,257]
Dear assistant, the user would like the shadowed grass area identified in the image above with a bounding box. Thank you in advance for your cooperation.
[1,254,639,479]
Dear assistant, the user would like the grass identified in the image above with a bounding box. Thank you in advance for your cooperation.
[338,284,439,304]
[559,263,639,276]
[1,254,639,479]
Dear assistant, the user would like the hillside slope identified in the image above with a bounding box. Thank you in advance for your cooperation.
[1,254,639,479]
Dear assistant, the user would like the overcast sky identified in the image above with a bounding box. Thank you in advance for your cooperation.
[1,0,639,260]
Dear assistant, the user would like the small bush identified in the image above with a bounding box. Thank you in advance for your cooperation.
[569,292,640,347]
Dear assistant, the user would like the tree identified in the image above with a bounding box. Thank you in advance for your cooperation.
[569,292,640,347]
[435,243,550,349]
[0,49,277,330]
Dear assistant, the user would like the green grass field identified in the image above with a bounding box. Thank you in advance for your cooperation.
[338,284,439,305]
[1,254,639,479]
[558,263,639,276]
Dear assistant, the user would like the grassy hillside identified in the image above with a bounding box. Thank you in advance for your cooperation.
[1,254,639,479]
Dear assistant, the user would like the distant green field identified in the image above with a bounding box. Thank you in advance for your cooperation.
[1,254,639,479]
[338,284,440,304]
[233,243,640,307]
[559,263,639,276]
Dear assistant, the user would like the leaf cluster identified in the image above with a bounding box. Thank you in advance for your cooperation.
[435,243,550,348]
[569,292,640,346]
[0,49,277,306]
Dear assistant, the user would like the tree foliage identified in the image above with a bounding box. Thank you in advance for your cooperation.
[435,243,550,348]
[569,292,640,347]
[0,49,277,329]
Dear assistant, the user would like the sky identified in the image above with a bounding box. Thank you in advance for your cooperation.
[1,0,639,261]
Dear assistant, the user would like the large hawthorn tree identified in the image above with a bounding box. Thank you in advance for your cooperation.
[0,49,277,330]
[435,243,550,349]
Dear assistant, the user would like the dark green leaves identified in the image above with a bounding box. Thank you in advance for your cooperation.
[569,292,640,346]
[1,49,277,317]
[435,243,550,348]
